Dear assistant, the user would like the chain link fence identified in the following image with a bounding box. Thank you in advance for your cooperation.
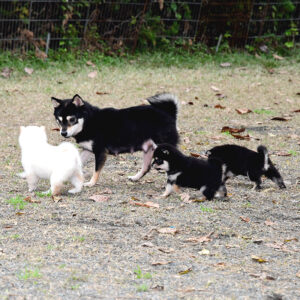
[0,0,299,52]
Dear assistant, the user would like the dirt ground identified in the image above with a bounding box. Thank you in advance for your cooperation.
[0,61,299,299]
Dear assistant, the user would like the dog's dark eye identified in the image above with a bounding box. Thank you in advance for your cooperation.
[69,117,76,123]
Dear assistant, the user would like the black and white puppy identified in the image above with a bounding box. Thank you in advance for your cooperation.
[51,93,179,187]
[152,144,227,200]
[207,144,286,190]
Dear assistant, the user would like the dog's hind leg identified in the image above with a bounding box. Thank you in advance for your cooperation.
[69,171,84,193]
[128,140,156,182]
[26,173,39,192]
[84,152,107,187]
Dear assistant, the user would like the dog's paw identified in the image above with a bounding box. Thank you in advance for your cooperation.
[17,172,26,178]
[128,175,140,182]
[83,181,95,187]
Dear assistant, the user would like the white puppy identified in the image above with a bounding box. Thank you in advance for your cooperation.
[19,126,83,195]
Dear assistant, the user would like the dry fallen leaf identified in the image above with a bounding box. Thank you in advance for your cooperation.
[274,151,292,157]
[252,255,268,263]
[88,71,97,78]
[152,260,172,266]
[220,62,231,68]
[86,60,95,67]
[96,91,109,95]
[178,268,192,275]
[157,227,178,235]
[215,93,226,99]
[51,128,60,131]
[185,232,213,244]
[221,126,245,134]
[273,54,284,60]
[240,216,250,223]
[180,192,191,203]
[190,152,200,158]
[157,247,175,253]
[130,199,159,208]
[215,104,226,109]
[211,85,220,92]
[293,109,300,113]
[89,194,109,202]
[51,195,62,203]
[24,67,34,75]
[231,133,251,141]
[24,196,41,203]
[235,108,252,114]
[271,116,290,121]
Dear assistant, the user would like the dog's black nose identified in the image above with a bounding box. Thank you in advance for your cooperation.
[61,131,68,137]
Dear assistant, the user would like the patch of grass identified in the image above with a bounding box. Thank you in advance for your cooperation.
[136,283,149,292]
[11,234,20,239]
[199,205,214,213]
[222,131,233,137]
[72,236,85,242]
[35,191,52,197]
[134,266,152,279]
[288,150,298,156]
[47,244,54,250]
[59,264,66,269]
[71,284,80,290]
[7,196,27,210]
[18,268,41,280]
[253,109,274,115]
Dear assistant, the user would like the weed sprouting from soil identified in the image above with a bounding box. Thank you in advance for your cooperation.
[18,268,42,280]
[7,196,27,210]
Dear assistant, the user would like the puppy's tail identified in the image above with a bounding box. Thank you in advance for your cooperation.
[257,145,269,171]
[146,93,178,119]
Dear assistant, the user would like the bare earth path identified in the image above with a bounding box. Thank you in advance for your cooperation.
[0,61,299,299]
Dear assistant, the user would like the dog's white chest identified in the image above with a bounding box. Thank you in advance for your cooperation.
[79,140,93,151]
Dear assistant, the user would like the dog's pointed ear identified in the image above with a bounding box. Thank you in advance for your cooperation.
[51,97,61,108]
[72,94,84,107]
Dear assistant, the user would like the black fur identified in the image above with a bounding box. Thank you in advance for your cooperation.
[207,144,286,190]
[51,93,179,184]
[152,144,227,200]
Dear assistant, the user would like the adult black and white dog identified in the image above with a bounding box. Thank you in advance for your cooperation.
[152,144,227,200]
[207,144,286,190]
[51,93,179,187]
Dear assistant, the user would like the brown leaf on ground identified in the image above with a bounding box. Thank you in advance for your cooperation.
[293,109,300,113]
[274,151,292,157]
[152,260,172,266]
[190,152,200,158]
[240,216,250,223]
[88,71,97,78]
[130,198,159,208]
[215,93,226,99]
[24,196,41,203]
[24,67,34,75]
[231,133,251,141]
[185,231,214,244]
[157,227,178,235]
[271,117,290,121]
[236,108,252,114]
[51,128,60,131]
[16,212,25,216]
[215,104,226,109]
[221,126,245,134]
[180,192,191,203]
[251,255,268,263]
[188,101,194,105]
[96,91,109,95]
[157,247,175,253]
[51,195,62,203]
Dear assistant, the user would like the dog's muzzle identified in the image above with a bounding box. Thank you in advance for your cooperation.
[61,130,68,138]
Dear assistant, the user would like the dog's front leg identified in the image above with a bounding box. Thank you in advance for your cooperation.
[84,151,107,187]
[161,183,173,198]
[128,140,156,181]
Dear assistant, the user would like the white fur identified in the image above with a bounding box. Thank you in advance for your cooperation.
[157,160,170,172]
[263,152,269,171]
[168,172,182,182]
[19,126,83,195]
[79,140,93,151]
[147,93,179,115]
[63,118,84,138]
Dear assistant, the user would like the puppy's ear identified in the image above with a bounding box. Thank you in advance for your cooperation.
[162,149,169,155]
[72,94,84,107]
[51,97,61,108]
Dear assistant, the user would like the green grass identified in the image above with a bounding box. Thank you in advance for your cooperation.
[35,191,52,197]
[136,283,149,292]
[288,150,298,156]
[6,196,27,210]
[72,236,85,242]
[199,205,214,213]
[134,266,152,279]
[18,268,41,280]
[253,109,275,115]
[11,234,20,239]
[1,46,300,74]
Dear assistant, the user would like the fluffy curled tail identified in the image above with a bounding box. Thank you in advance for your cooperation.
[257,145,269,171]
[146,93,178,119]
